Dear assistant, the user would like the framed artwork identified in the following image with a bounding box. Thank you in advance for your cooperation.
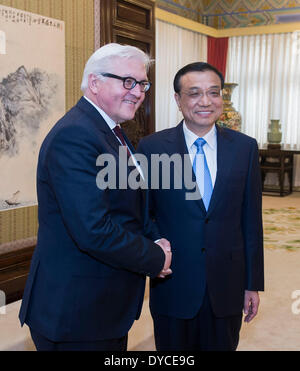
[0,5,65,249]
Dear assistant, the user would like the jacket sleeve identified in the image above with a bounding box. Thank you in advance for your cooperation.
[137,138,162,242]
[241,139,264,291]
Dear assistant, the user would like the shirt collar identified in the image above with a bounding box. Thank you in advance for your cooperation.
[83,96,117,130]
[183,121,217,151]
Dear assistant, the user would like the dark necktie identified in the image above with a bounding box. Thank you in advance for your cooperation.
[113,125,131,157]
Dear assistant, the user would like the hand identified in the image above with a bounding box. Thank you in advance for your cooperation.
[156,238,172,278]
[243,290,260,323]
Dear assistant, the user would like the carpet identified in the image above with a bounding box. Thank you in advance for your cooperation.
[263,207,300,251]
[238,194,300,351]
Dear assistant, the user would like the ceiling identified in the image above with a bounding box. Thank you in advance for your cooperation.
[156,0,300,28]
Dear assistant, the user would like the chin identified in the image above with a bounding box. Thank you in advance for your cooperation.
[124,112,137,121]
[118,115,135,123]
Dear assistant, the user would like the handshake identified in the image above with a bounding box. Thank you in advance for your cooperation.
[156,238,172,279]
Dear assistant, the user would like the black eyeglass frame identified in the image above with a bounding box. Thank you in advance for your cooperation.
[100,73,151,92]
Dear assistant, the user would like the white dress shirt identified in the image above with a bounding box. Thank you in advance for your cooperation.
[182,122,217,188]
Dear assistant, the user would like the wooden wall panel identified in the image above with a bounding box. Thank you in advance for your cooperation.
[100,0,156,147]
[115,0,151,31]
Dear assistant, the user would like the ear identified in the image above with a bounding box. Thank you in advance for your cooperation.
[88,74,100,94]
[174,93,181,111]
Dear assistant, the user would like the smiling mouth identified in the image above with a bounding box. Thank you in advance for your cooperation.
[196,111,213,115]
[123,99,137,105]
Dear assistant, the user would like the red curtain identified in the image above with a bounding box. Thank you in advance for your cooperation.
[207,37,229,80]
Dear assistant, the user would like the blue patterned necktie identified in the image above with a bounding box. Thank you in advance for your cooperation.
[193,138,213,210]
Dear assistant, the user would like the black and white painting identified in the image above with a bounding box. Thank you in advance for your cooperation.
[0,5,65,210]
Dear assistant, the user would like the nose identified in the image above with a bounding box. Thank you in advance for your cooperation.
[198,93,212,106]
[129,83,144,98]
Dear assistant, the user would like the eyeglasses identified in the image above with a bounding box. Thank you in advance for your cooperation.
[100,73,151,92]
[181,88,222,100]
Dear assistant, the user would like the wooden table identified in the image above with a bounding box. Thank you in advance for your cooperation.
[259,147,300,197]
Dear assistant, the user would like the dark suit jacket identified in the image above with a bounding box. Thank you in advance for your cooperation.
[138,122,264,319]
[19,97,164,342]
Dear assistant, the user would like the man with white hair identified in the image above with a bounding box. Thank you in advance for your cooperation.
[19,43,171,351]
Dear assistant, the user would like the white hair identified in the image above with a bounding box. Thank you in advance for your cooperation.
[81,43,152,92]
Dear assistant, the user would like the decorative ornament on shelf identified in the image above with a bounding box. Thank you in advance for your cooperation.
[267,119,282,149]
[217,83,241,131]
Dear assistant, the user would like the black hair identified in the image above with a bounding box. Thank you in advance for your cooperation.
[173,62,224,93]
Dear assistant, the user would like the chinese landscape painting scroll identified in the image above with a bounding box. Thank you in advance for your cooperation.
[0,5,65,211]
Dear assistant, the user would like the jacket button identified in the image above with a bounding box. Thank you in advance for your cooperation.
[201,248,206,253]
[205,218,209,224]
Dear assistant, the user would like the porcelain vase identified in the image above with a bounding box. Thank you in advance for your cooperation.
[267,119,282,145]
[217,83,242,131]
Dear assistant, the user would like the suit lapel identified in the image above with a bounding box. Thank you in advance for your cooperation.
[76,97,122,157]
[166,122,207,214]
[163,121,189,161]
[206,125,234,215]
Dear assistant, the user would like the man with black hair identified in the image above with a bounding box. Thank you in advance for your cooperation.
[138,62,264,351]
